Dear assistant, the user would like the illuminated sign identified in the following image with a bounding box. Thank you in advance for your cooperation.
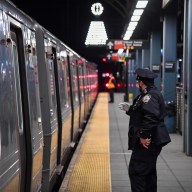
[114,40,124,50]
[106,40,148,50]
[165,62,175,72]
[85,3,108,46]
[91,3,104,16]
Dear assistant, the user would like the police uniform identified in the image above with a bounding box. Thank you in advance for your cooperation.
[126,68,171,192]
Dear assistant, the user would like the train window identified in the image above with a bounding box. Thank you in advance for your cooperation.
[13,44,23,135]
[64,59,70,107]
[57,56,70,110]
[65,58,71,106]
[48,60,57,119]
[57,59,66,109]
[25,43,41,136]
[71,64,79,102]
[78,66,84,100]
[44,40,58,121]
[84,66,88,93]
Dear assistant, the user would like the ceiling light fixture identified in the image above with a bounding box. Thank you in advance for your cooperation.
[122,0,149,40]
[85,21,108,46]
[85,3,108,46]
[131,15,141,22]
[133,9,144,16]
[136,1,148,8]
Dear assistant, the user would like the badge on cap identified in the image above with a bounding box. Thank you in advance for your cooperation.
[142,94,151,103]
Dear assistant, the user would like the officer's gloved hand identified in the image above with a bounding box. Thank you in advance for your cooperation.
[118,102,131,112]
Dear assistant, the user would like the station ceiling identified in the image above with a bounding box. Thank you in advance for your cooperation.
[10,0,163,63]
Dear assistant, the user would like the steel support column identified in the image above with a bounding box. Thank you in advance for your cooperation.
[162,5,177,132]
[142,48,150,69]
[150,31,161,90]
[184,0,192,156]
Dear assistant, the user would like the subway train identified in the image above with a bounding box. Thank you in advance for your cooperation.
[0,0,98,191]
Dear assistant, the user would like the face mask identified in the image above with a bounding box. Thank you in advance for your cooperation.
[139,86,143,93]
[138,81,142,92]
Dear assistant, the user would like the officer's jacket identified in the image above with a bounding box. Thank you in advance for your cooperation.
[108,76,115,89]
[126,85,171,150]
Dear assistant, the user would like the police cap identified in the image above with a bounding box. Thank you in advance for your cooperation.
[135,68,158,83]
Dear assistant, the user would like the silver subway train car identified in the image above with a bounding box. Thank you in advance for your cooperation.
[0,0,98,191]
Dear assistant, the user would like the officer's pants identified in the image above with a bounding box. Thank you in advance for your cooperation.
[129,142,162,192]
[109,88,115,102]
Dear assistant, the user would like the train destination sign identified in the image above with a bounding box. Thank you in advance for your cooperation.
[106,39,148,50]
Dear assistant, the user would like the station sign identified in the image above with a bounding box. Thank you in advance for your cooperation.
[106,53,122,61]
[113,40,124,50]
[165,62,175,72]
[106,51,134,62]
[106,39,148,50]
[152,65,160,73]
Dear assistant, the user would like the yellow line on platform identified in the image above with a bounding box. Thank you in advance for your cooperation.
[61,93,111,192]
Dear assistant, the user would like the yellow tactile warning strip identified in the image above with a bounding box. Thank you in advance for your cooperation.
[59,93,111,192]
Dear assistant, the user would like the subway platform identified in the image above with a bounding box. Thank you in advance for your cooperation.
[59,93,192,192]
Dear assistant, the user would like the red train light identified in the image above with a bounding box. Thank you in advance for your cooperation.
[102,58,107,62]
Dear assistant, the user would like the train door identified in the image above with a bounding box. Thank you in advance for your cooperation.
[41,38,59,192]
[54,48,72,165]
[0,27,23,192]
[22,26,43,191]
[5,18,43,192]
[67,53,80,142]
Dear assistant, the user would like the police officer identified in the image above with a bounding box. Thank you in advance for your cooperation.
[119,68,171,192]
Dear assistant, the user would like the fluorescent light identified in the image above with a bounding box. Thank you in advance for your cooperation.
[136,1,148,8]
[123,22,137,40]
[85,21,108,45]
[133,9,144,16]
[128,25,136,30]
[129,21,138,28]
[123,30,133,40]
[131,15,141,22]
[122,1,147,40]
[125,31,133,36]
